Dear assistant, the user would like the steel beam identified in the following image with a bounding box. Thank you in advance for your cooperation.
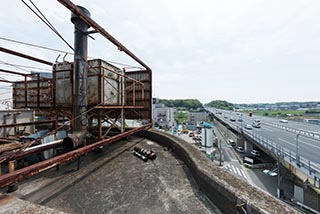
[0,47,53,66]
[57,0,151,72]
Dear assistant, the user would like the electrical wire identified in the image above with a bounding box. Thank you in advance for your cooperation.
[0,60,29,73]
[0,36,143,69]
[0,36,72,55]
[0,61,52,71]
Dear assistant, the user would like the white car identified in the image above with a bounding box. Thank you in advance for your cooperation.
[228,139,236,146]
[245,124,253,130]
[250,149,260,156]
[280,119,288,123]
[263,169,277,177]
[236,146,245,153]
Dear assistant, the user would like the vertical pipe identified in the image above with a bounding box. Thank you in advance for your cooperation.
[121,68,125,133]
[9,161,15,173]
[71,6,91,133]
[37,73,40,108]
[24,76,27,107]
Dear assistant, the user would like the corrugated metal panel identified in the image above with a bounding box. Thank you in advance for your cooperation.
[125,70,151,120]
[54,59,121,108]
[13,79,53,109]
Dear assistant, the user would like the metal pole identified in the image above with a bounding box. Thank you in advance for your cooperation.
[296,133,300,166]
[71,5,90,133]
[219,139,222,166]
[120,68,125,133]
[277,157,281,198]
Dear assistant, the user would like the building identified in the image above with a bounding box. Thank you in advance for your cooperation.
[152,100,176,129]
[188,112,208,125]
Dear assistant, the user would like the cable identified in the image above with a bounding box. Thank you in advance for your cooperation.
[0,36,72,55]
[21,0,144,74]
[0,36,143,69]
[0,61,51,71]
[0,60,29,73]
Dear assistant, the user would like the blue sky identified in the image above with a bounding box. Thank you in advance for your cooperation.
[0,0,319,107]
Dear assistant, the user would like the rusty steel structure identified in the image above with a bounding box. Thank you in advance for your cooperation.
[0,0,152,189]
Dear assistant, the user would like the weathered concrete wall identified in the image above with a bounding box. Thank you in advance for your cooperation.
[139,129,299,214]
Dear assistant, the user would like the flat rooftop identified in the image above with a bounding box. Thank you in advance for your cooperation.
[1,136,222,214]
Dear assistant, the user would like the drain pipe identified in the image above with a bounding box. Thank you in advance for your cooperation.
[70,6,90,144]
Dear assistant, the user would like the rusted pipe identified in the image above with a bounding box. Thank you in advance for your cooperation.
[0,120,56,129]
[133,146,157,160]
[0,123,151,188]
[0,140,63,164]
[62,131,85,150]
[57,0,151,72]
[71,5,90,134]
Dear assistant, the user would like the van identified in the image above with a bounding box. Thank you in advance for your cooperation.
[228,139,236,146]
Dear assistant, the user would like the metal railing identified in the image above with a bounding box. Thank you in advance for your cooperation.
[264,122,320,141]
[212,112,320,188]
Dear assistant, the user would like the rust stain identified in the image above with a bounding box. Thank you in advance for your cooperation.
[0,194,15,205]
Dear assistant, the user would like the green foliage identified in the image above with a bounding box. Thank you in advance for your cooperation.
[206,100,234,110]
[174,111,188,124]
[159,99,203,110]
[305,109,320,114]
[247,110,305,117]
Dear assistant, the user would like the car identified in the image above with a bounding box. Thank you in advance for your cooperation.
[238,118,243,122]
[263,169,277,177]
[250,149,260,156]
[280,119,288,123]
[189,132,194,137]
[245,124,253,130]
[230,117,236,122]
[235,146,244,153]
[228,138,236,146]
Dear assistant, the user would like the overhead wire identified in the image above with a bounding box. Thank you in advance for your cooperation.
[21,0,144,71]
[0,36,72,55]
[0,60,52,71]
[19,1,148,127]
[0,60,29,73]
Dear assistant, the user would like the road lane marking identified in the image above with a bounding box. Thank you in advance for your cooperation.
[261,126,274,132]
[240,169,248,179]
[278,138,295,146]
[231,165,237,174]
[298,139,320,149]
[278,138,320,149]
[236,167,242,176]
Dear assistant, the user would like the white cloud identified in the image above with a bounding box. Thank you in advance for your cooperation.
[1,0,320,104]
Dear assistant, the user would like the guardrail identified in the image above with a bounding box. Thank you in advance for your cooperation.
[264,122,320,141]
[212,112,320,189]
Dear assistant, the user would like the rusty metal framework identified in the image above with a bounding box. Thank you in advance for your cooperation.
[0,0,152,189]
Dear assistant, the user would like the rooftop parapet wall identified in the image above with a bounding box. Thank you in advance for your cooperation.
[139,129,300,214]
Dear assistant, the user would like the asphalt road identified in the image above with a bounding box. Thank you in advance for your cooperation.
[208,108,320,167]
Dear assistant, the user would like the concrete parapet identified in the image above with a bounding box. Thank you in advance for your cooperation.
[140,129,300,214]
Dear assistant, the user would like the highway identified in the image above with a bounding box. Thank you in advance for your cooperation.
[207,108,320,172]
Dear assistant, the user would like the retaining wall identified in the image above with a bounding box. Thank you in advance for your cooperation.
[139,129,300,214]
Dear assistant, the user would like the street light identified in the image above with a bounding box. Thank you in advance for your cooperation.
[296,133,300,166]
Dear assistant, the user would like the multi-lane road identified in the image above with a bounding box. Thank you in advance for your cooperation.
[207,108,320,169]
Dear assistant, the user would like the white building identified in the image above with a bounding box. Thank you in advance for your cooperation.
[188,112,208,125]
[152,100,176,129]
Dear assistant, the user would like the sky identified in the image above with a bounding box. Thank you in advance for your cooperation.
[0,0,320,107]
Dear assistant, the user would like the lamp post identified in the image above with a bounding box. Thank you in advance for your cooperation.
[296,133,300,166]
[240,113,243,133]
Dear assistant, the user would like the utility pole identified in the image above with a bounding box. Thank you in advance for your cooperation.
[296,133,300,166]
[277,157,281,198]
[219,139,222,166]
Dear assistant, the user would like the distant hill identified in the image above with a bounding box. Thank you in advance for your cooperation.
[159,99,203,110]
[206,100,234,110]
